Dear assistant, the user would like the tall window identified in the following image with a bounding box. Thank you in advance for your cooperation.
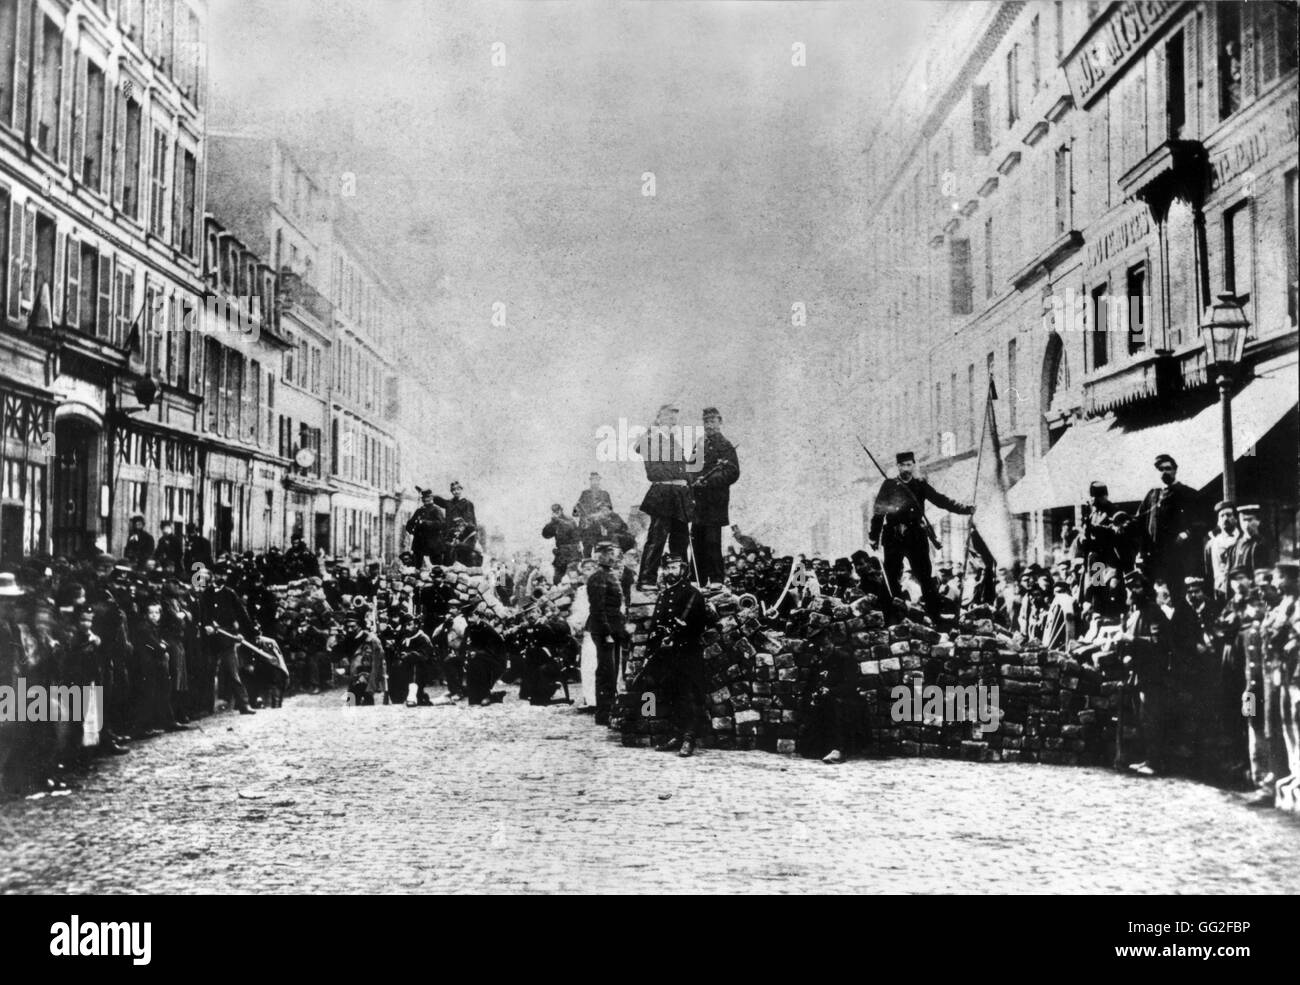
[84,63,107,190]
[1054,1,1064,61]
[114,264,135,348]
[984,215,994,298]
[1091,283,1110,370]
[121,97,143,218]
[1165,32,1185,139]
[949,238,973,315]
[1054,144,1072,235]
[0,0,17,122]
[967,363,976,448]
[35,16,61,157]
[1126,263,1147,354]
[971,84,991,156]
[1218,2,1243,121]
[179,149,196,255]
[149,128,168,237]
[1223,201,1254,310]
[1030,15,1041,93]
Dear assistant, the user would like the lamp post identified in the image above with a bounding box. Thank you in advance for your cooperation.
[1201,293,1250,502]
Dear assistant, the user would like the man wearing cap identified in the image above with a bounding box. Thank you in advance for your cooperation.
[1119,569,1174,775]
[432,482,477,566]
[868,451,973,621]
[689,407,740,588]
[285,533,320,579]
[573,472,615,559]
[183,523,213,574]
[197,563,257,715]
[636,404,693,590]
[1231,505,1273,578]
[1135,454,1205,604]
[542,503,583,586]
[123,515,155,568]
[406,487,448,568]
[154,520,183,572]
[587,540,631,725]
[1204,501,1243,599]
[642,554,707,756]
[1076,481,1128,576]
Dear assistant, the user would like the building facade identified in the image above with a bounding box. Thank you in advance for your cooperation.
[0,0,208,562]
[843,0,1297,565]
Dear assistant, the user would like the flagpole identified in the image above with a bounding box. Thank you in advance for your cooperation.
[955,377,994,626]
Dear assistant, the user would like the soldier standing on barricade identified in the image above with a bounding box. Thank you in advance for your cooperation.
[406,487,448,568]
[636,404,693,590]
[574,472,614,559]
[641,553,707,757]
[542,504,583,586]
[689,407,740,589]
[868,451,972,622]
[433,481,478,566]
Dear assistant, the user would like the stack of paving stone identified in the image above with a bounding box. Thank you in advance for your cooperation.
[611,585,1128,766]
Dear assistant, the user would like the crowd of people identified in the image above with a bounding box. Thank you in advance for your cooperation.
[1,429,1295,809]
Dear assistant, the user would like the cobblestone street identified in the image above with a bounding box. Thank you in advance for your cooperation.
[2,688,1298,894]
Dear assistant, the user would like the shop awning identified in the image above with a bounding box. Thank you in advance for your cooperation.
[1008,368,1298,512]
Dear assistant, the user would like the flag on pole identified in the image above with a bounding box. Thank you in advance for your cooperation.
[971,376,1019,568]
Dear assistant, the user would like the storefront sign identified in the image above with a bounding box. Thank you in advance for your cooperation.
[1208,98,1300,192]
[1086,205,1151,270]
[1064,1,1183,109]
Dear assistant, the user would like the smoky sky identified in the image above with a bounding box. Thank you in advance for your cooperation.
[208,0,939,553]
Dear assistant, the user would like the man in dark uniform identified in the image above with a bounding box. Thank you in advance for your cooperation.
[285,533,320,579]
[123,515,155,568]
[405,488,448,568]
[1119,569,1174,776]
[587,540,631,725]
[433,481,478,566]
[636,404,693,590]
[542,503,583,585]
[197,563,256,715]
[641,554,707,757]
[1134,453,1205,604]
[460,601,508,706]
[154,520,183,572]
[689,406,740,588]
[868,451,972,621]
[1231,504,1273,578]
[1075,481,1131,575]
[573,472,614,558]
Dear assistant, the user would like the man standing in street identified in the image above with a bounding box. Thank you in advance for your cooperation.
[1204,500,1243,599]
[868,451,972,621]
[573,472,614,558]
[183,523,213,575]
[689,407,740,588]
[123,515,155,568]
[1231,504,1273,578]
[587,540,631,725]
[197,563,256,715]
[154,520,183,573]
[643,554,707,757]
[1120,569,1174,776]
[1135,454,1205,604]
[636,404,693,590]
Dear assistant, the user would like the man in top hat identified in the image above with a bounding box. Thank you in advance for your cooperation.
[689,406,740,589]
[1204,500,1243,599]
[636,403,693,590]
[123,514,155,568]
[1119,568,1174,776]
[868,451,973,621]
[573,472,615,559]
[587,539,631,725]
[1231,504,1273,578]
[154,520,183,573]
[1135,454,1205,604]
[641,553,708,757]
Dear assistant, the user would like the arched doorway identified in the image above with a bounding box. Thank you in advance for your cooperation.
[1039,332,1076,451]
[52,417,101,558]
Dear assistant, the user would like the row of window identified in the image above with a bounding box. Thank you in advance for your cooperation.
[331,250,391,344]
[334,335,387,413]
[329,414,397,491]
[0,2,201,252]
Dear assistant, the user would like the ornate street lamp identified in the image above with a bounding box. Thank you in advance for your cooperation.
[1201,293,1250,501]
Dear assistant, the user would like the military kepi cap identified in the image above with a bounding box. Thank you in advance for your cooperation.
[1089,481,1108,496]
[1154,453,1177,469]
[896,451,916,464]
[1214,500,1237,513]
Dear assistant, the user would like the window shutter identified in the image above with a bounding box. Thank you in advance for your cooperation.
[188,307,202,392]
[112,89,127,209]
[21,201,36,308]
[65,235,80,329]
[97,251,112,340]
[57,32,74,165]
[53,230,64,323]
[171,140,183,248]
[12,0,32,136]
[971,84,991,156]
[7,204,24,321]
[70,54,86,184]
